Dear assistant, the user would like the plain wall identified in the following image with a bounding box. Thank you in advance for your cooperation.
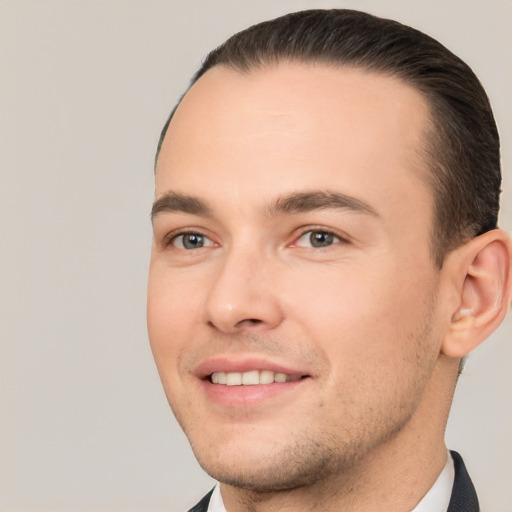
[1,1,511,511]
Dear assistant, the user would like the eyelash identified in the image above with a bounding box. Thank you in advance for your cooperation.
[163,230,215,249]
[162,227,348,252]
[292,228,348,249]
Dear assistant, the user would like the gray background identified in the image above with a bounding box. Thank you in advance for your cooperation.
[1,1,510,511]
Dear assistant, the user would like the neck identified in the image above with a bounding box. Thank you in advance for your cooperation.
[220,356,458,512]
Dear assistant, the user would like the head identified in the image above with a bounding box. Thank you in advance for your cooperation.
[148,9,511,501]
[156,9,501,268]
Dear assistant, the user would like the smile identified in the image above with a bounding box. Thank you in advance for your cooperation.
[210,370,303,385]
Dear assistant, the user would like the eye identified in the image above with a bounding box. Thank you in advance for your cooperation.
[294,230,341,248]
[171,232,215,250]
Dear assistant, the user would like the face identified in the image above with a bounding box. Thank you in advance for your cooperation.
[148,63,446,490]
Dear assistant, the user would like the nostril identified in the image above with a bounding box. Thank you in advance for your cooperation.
[233,318,263,328]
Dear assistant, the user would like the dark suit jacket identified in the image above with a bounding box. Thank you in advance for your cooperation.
[187,450,479,512]
[447,451,479,512]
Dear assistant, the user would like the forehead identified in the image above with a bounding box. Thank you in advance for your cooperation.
[156,63,432,223]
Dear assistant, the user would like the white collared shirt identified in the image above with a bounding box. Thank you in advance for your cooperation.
[411,451,455,512]
[206,484,226,512]
[206,452,455,512]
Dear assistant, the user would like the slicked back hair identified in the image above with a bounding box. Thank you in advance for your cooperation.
[156,9,501,267]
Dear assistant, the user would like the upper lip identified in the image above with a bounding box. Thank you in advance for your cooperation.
[195,357,309,380]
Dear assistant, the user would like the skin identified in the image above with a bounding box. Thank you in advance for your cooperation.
[147,63,499,511]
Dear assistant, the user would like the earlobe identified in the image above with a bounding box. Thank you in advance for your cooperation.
[442,229,512,359]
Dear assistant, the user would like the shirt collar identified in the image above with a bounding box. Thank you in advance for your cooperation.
[411,451,454,512]
[206,484,225,512]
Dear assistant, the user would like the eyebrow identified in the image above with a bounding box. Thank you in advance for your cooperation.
[267,191,379,217]
[151,192,213,222]
[151,189,378,222]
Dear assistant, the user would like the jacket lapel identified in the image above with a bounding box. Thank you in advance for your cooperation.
[187,489,214,512]
[447,451,479,512]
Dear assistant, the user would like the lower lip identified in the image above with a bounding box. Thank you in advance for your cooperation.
[201,378,308,408]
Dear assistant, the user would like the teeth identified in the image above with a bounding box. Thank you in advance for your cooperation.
[210,370,302,386]
[211,372,226,384]
[241,370,259,385]
[274,372,287,383]
[259,370,274,385]
[226,372,242,386]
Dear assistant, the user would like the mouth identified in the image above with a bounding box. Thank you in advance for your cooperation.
[209,370,305,385]
[196,358,311,408]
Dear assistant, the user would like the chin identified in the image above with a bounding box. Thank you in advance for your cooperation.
[187,428,361,493]
[196,453,330,492]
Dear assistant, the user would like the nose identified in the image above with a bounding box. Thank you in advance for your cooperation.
[202,247,285,334]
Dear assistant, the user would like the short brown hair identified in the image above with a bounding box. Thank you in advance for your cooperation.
[157,9,501,266]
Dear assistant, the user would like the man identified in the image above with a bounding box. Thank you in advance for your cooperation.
[147,9,512,512]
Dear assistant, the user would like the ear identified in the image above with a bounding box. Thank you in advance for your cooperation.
[441,229,512,358]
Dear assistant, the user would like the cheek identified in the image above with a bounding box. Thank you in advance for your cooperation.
[147,269,203,425]
[285,265,439,432]
[147,265,201,376]
[285,260,436,370]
